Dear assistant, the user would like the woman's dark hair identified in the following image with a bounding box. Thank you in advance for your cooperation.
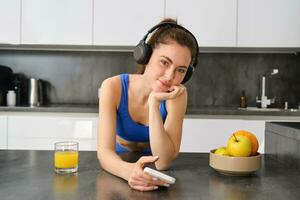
[136,18,198,74]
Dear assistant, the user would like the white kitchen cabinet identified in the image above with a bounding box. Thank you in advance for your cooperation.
[166,0,237,47]
[238,0,300,47]
[0,0,20,44]
[7,114,98,151]
[0,116,8,149]
[21,0,93,45]
[93,0,165,46]
[181,118,265,153]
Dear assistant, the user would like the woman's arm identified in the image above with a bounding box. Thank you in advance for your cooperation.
[97,78,133,180]
[98,77,167,191]
[148,86,187,170]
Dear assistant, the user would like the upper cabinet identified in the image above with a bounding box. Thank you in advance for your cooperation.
[21,0,93,45]
[166,0,237,47]
[0,0,20,44]
[238,0,300,47]
[1,0,300,48]
[93,0,165,46]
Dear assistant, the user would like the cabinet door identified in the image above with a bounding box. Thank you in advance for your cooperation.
[238,0,300,47]
[181,118,265,153]
[0,116,8,149]
[166,0,237,47]
[93,0,165,46]
[0,0,20,44]
[21,0,93,45]
[7,115,98,150]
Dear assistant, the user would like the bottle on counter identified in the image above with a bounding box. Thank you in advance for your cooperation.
[239,90,247,108]
[284,101,288,110]
[6,90,16,107]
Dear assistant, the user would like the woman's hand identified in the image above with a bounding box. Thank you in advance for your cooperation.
[148,85,186,106]
[128,156,169,191]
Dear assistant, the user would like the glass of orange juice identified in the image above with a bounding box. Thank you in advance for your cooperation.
[54,141,79,174]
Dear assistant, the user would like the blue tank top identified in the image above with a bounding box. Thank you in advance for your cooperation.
[116,74,168,153]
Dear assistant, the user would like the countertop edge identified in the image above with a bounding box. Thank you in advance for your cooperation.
[1,105,300,120]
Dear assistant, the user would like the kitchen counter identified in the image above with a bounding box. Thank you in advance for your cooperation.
[0,150,299,200]
[0,104,98,113]
[1,104,300,119]
[265,122,300,169]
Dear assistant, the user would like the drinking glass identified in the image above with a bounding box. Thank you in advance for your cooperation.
[54,141,79,174]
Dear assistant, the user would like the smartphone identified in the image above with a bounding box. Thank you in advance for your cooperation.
[143,167,176,184]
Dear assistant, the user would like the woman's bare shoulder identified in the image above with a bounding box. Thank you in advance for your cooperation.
[101,75,122,90]
[100,75,122,105]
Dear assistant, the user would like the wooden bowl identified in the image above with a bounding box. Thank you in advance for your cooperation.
[209,149,262,176]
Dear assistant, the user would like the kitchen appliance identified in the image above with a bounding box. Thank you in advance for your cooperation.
[28,78,44,107]
[0,65,13,106]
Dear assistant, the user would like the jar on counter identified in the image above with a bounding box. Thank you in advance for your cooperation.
[6,90,16,107]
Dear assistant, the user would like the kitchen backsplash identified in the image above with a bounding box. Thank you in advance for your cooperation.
[0,50,299,107]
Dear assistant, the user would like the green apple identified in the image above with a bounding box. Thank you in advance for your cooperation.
[227,134,252,157]
[214,147,230,156]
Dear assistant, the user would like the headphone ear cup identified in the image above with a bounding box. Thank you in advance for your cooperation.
[181,66,194,84]
[133,41,152,65]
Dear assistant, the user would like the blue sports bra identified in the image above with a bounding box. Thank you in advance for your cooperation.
[115,74,168,153]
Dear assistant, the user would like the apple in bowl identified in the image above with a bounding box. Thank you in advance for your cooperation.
[227,134,252,157]
[209,150,262,176]
[209,130,261,176]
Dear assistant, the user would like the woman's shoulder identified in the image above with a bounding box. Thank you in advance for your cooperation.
[101,73,144,94]
[100,75,123,101]
[101,75,122,89]
[99,75,125,108]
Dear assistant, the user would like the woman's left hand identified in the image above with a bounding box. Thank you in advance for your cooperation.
[148,85,186,105]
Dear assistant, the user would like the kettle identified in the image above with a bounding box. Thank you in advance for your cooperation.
[28,78,44,107]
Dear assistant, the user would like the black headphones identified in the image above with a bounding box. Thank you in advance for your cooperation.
[134,22,199,84]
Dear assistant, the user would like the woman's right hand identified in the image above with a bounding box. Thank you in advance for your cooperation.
[128,156,169,191]
[148,84,186,106]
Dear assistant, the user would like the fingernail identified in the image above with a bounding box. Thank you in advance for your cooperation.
[164,183,170,187]
[153,155,159,159]
[153,186,158,190]
[152,177,158,181]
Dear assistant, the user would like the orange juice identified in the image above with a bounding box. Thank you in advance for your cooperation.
[54,151,78,169]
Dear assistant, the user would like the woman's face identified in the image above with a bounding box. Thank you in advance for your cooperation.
[145,41,192,92]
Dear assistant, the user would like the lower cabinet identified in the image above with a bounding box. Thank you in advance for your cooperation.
[7,114,98,151]
[5,114,265,153]
[0,116,8,149]
[181,118,265,153]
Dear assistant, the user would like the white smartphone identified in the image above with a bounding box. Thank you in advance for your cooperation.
[143,167,176,184]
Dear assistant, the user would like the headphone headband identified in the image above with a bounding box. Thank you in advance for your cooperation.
[141,22,199,67]
[133,21,199,84]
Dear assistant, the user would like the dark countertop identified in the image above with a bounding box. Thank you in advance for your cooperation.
[1,104,300,117]
[265,122,300,170]
[0,150,299,200]
[266,122,300,141]
[187,106,300,117]
[268,122,300,130]
[0,104,98,113]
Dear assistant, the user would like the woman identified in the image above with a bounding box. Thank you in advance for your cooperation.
[97,18,198,191]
